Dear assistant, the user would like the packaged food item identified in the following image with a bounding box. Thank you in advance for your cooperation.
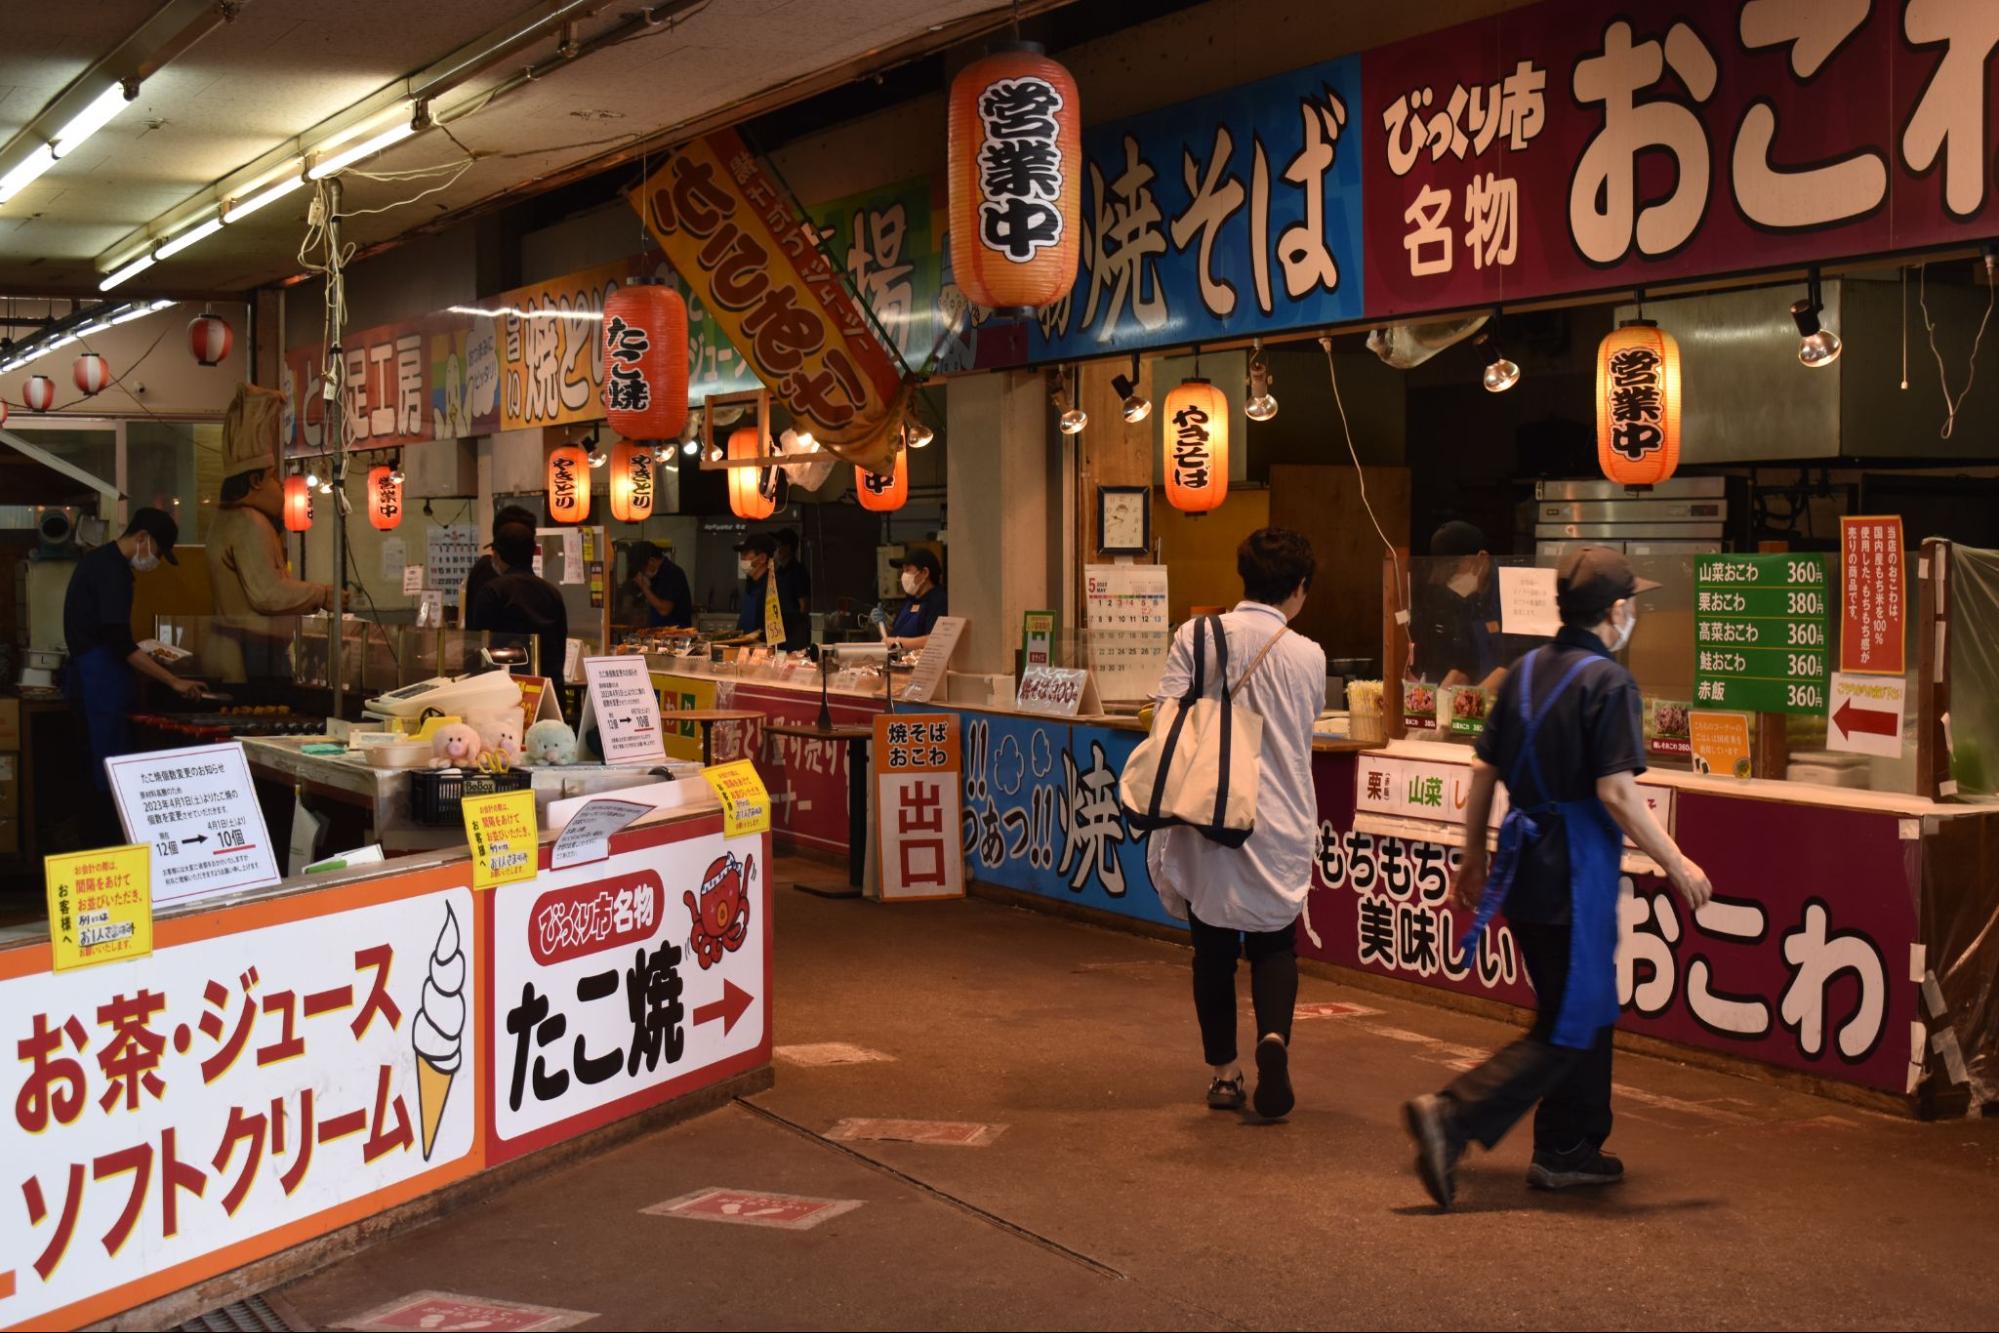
[1403,679,1438,731]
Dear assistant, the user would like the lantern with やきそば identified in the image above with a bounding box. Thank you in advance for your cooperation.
[547,444,590,523]
[367,465,402,530]
[727,427,774,521]
[601,280,689,442]
[283,475,314,532]
[1597,320,1681,487]
[1163,378,1228,515]
[855,448,907,513]
[947,43,1082,312]
[610,440,656,522]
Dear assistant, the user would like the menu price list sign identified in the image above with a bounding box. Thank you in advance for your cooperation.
[1084,565,1170,702]
[1694,554,1831,716]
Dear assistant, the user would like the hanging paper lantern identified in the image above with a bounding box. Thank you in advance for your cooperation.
[854,449,908,513]
[547,444,590,523]
[1163,378,1229,515]
[72,354,109,396]
[727,426,774,521]
[600,281,689,441]
[23,375,53,412]
[609,440,657,523]
[947,43,1083,312]
[283,475,314,532]
[0,399,8,428]
[1596,320,1681,487]
[367,464,402,531]
[189,312,234,367]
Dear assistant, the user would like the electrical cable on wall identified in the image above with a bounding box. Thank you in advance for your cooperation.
[1319,334,1405,626]
[1919,254,1995,440]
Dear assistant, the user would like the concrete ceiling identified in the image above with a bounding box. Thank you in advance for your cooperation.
[0,0,1043,297]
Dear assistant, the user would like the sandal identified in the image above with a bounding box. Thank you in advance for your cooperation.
[1206,1073,1246,1111]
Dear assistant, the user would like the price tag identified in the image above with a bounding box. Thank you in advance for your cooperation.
[462,788,539,890]
[44,844,153,970]
[701,760,770,837]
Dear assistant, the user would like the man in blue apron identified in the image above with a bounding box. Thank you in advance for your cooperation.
[1404,547,1712,1209]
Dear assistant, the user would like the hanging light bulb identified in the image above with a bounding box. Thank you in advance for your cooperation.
[388,452,405,485]
[1048,369,1086,436]
[707,442,726,464]
[1111,352,1150,424]
[1476,328,1521,393]
[303,466,321,489]
[317,478,334,496]
[681,438,701,457]
[906,417,935,449]
[1792,268,1842,369]
[1245,340,1278,421]
[586,436,607,467]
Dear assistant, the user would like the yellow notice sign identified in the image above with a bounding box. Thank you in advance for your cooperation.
[462,789,540,889]
[1689,711,1755,779]
[701,760,771,837]
[45,844,154,970]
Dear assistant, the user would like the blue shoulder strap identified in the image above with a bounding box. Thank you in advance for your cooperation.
[1507,648,1602,812]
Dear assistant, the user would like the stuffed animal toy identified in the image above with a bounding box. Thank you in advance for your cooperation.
[429,722,484,768]
[524,719,579,766]
[472,712,524,768]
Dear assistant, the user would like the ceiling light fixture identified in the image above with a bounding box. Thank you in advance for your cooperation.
[98,253,156,292]
[307,105,419,180]
[1475,319,1521,393]
[50,85,132,158]
[222,170,305,223]
[1111,353,1150,424]
[1792,268,1842,369]
[154,215,223,260]
[1245,339,1278,421]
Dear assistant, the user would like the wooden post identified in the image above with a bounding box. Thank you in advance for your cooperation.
[1383,547,1409,740]
[1917,537,1953,801]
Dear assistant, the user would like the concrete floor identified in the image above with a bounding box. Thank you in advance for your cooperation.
[280,866,1999,1331]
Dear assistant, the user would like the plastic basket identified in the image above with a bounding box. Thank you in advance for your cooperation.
[409,768,533,825]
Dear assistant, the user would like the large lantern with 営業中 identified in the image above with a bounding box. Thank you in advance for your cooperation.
[727,427,774,521]
[855,449,908,513]
[1163,378,1229,515]
[367,465,402,530]
[1597,320,1681,487]
[610,440,656,522]
[283,475,314,532]
[547,444,591,523]
[601,281,689,442]
[947,43,1082,312]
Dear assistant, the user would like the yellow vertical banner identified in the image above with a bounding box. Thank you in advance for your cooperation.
[462,789,540,889]
[45,844,154,970]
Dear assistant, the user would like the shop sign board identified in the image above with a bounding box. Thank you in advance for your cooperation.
[1840,516,1906,677]
[283,311,500,454]
[1353,750,1670,847]
[1015,666,1092,717]
[0,880,480,1330]
[1827,673,1907,759]
[728,681,884,855]
[1694,553,1831,715]
[874,715,964,901]
[899,616,967,704]
[106,742,281,907]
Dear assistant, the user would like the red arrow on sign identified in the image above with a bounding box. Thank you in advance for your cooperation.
[1832,697,1898,739]
[694,978,754,1035]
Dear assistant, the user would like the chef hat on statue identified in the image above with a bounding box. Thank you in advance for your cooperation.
[222,383,287,478]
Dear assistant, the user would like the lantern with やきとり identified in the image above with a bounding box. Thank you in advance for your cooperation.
[189,312,233,367]
[601,280,689,441]
[1597,320,1681,487]
[947,43,1082,311]
[610,440,656,523]
[367,465,402,531]
[72,354,109,397]
[1164,378,1229,515]
[283,475,314,532]
[855,449,908,513]
[547,444,590,523]
[727,427,774,521]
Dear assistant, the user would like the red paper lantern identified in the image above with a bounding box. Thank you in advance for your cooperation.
[547,444,590,523]
[1596,321,1682,487]
[609,440,656,523]
[601,281,689,441]
[855,449,908,513]
[23,375,53,412]
[189,312,234,367]
[72,354,109,396]
[1163,378,1229,515]
[0,399,8,428]
[727,427,774,521]
[947,43,1083,312]
[367,465,402,530]
[283,475,314,532]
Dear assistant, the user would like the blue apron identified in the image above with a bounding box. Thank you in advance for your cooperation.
[1454,647,1624,1050]
[66,645,135,793]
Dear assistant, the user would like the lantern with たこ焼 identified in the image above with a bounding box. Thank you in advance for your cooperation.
[601,281,689,441]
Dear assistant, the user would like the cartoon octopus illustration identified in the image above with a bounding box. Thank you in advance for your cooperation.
[686,851,754,968]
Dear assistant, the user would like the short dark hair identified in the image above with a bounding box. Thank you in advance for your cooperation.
[494,523,537,569]
[494,503,537,530]
[1238,527,1316,605]
[220,468,266,505]
[1430,520,1486,558]
[774,528,799,551]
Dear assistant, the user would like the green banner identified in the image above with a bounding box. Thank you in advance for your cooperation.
[1695,554,1832,716]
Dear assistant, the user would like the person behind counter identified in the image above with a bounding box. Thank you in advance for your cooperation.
[723,532,810,651]
[468,518,568,675]
[1411,520,1506,690]
[773,528,810,614]
[617,541,695,631]
[64,508,205,812]
[884,547,946,651]
[462,503,537,616]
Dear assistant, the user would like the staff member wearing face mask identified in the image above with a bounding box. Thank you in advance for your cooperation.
[884,548,945,651]
[724,533,810,651]
[64,508,204,797]
[1405,547,1713,1210]
[1413,520,1505,690]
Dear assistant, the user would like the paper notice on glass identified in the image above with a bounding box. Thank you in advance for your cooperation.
[1499,566,1562,638]
[532,552,545,578]
[427,523,477,606]
[561,529,585,584]
[403,564,426,595]
[549,798,650,870]
[380,537,406,581]
[582,655,667,764]
[417,590,444,628]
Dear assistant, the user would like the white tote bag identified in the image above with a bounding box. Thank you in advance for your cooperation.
[1120,615,1286,849]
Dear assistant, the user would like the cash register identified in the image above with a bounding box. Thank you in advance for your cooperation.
[363,668,523,724]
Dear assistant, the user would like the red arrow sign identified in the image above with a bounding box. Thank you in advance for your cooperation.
[693,978,754,1036]
[1832,697,1898,739]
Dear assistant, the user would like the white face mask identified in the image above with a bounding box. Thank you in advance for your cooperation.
[1607,602,1638,653]
[1445,569,1479,598]
[738,559,753,580]
[900,570,920,595]
[130,540,160,574]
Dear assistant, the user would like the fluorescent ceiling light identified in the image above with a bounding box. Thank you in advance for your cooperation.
[0,147,57,203]
[154,215,223,259]
[99,252,157,291]
[308,117,415,179]
[447,303,602,322]
[223,170,304,222]
[108,303,155,325]
[50,85,129,157]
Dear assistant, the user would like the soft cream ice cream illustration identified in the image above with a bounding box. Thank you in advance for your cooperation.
[412,903,466,1159]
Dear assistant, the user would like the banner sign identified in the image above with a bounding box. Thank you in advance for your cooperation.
[284,311,500,454]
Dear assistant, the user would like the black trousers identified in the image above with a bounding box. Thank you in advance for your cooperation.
[1443,921,1614,1153]
[1189,911,1298,1067]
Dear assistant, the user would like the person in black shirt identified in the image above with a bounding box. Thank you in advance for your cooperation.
[1411,520,1505,688]
[1405,547,1712,1209]
[773,528,811,614]
[725,533,810,651]
[648,542,696,629]
[468,520,568,677]
[462,504,536,620]
[63,508,204,795]
[884,547,947,651]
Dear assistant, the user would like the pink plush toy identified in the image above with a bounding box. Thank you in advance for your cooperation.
[479,715,524,768]
[430,722,484,768]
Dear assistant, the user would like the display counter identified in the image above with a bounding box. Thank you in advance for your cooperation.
[0,791,771,1331]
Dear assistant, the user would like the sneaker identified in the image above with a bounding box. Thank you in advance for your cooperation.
[1403,1094,1464,1210]
[1527,1146,1624,1191]
[1206,1073,1246,1111]
[1252,1034,1294,1120]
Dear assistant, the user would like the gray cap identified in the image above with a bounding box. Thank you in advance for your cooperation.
[1557,546,1661,619]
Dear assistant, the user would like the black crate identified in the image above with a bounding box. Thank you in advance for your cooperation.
[409,768,533,825]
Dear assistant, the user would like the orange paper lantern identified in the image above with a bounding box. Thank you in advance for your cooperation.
[727,426,774,521]
[601,280,689,441]
[367,465,402,530]
[547,444,591,523]
[1163,378,1228,515]
[1596,320,1681,487]
[855,449,908,513]
[947,43,1082,312]
[283,475,314,532]
[610,440,656,523]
